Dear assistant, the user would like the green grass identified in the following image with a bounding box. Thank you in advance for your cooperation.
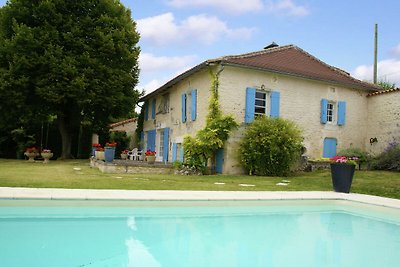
[0,159,399,199]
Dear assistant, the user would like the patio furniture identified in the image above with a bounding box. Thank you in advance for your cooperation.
[128,148,142,161]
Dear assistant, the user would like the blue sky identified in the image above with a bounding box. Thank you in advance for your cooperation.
[2,0,400,94]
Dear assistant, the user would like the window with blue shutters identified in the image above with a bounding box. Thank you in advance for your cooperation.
[172,143,177,162]
[182,93,187,123]
[321,99,346,125]
[245,88,280,123]
[191,89,197,121]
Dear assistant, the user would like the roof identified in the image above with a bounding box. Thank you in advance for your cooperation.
[140,44,381,101]
[367,88,400,97]
[109,118,137,128]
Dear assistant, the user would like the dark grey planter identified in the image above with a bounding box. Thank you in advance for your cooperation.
[330,163,355,193]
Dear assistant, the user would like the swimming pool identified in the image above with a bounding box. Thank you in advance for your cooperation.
[0,199,399,267]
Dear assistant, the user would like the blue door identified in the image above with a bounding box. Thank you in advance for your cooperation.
[323,138,337,158]
[215,149,224,174]
[147,130,156,152]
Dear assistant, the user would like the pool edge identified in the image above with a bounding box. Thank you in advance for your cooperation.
[1,187,400,209]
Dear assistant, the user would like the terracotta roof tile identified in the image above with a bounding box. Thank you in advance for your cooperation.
[140,44,380,101]
[367,88,400,97]
[212,45,380,91]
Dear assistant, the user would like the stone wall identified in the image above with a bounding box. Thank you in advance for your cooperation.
[218,66,370,174]
[366,90,400,155]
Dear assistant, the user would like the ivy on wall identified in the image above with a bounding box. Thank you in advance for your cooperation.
[183,66,238,172]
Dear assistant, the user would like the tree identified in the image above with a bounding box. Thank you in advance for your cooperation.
[377,80,396,90]
[0,0,140,158]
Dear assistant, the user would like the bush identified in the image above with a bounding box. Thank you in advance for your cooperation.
[239,117,303,176]
[337,148,369,163]
[370,142,400,171]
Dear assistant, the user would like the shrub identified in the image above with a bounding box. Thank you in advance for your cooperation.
[337,148,369,163]
[239,117,303,176]
[370,142,400,171]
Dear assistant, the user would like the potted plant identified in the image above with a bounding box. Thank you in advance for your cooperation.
[121,149,129,160]
[104,142,117,162]
[145,150,156,164]
[95,147,105,161]
[91,143,101,157]
[24,147,38,162]
[329,156,358,193]
[41,149,53,163]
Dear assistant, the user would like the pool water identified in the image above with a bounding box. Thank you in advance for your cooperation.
[0,199,399,267]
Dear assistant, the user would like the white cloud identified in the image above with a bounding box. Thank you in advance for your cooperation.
[265,0,310,17]
[391,44,400,57]
[167,0,310,17]
[352,59,400,86]
[167,0,264,14]
[139,53,196,72]
[137,13,256,46]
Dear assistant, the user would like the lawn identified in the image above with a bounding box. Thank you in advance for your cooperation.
[0,159,399,199]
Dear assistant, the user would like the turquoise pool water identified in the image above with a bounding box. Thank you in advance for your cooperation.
[0,199,399,267]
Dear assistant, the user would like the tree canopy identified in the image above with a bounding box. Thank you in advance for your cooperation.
[0,0,140,158]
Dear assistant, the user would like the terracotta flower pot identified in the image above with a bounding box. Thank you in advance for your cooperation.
[146,155,156,164]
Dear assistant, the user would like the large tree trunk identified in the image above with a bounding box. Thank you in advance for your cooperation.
[58,115,73,159]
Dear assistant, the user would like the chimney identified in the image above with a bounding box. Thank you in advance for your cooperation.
[264,42,279,49]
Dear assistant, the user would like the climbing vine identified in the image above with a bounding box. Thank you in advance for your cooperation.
[183,67,238,173]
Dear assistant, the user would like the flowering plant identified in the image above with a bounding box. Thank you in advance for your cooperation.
[145,150,156,156]
[25,147,37,153]
[121,149,129,154]
[92,143,102,148]
[330,156,358,165]
[42,149,51,153]
[105,142,117,147]
[96,147,104,151]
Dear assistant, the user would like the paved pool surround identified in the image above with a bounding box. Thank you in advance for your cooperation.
[0,187,399,209]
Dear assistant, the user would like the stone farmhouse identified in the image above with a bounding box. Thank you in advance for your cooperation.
[139,44,400,174]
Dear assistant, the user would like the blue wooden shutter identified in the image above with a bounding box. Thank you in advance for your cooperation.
[144,101,149,121]
[323,138,337,158]
[321,99,328,124]
[172,143,177,162]
[270,91,280,118]
[337,101,346,126]
[163,128,169,162]
[151,99,156,119]
[147,130,156,152]
[191,89,197,121]
[181,93,187,123]
[245,87,256,123]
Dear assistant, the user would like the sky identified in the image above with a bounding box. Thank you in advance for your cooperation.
[1,0,400,95]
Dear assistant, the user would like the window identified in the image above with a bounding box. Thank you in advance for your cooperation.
[327,102,335,123]
[255,91,267,116]
[157,94,169,114]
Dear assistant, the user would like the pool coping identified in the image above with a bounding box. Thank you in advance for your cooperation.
[1,187,400,209]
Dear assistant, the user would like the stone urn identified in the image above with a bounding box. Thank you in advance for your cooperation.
[24,152,36,162]
[41,152,53,163]
[120,153,128,160]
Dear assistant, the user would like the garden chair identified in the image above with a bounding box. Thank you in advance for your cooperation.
[128,148,142,161]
